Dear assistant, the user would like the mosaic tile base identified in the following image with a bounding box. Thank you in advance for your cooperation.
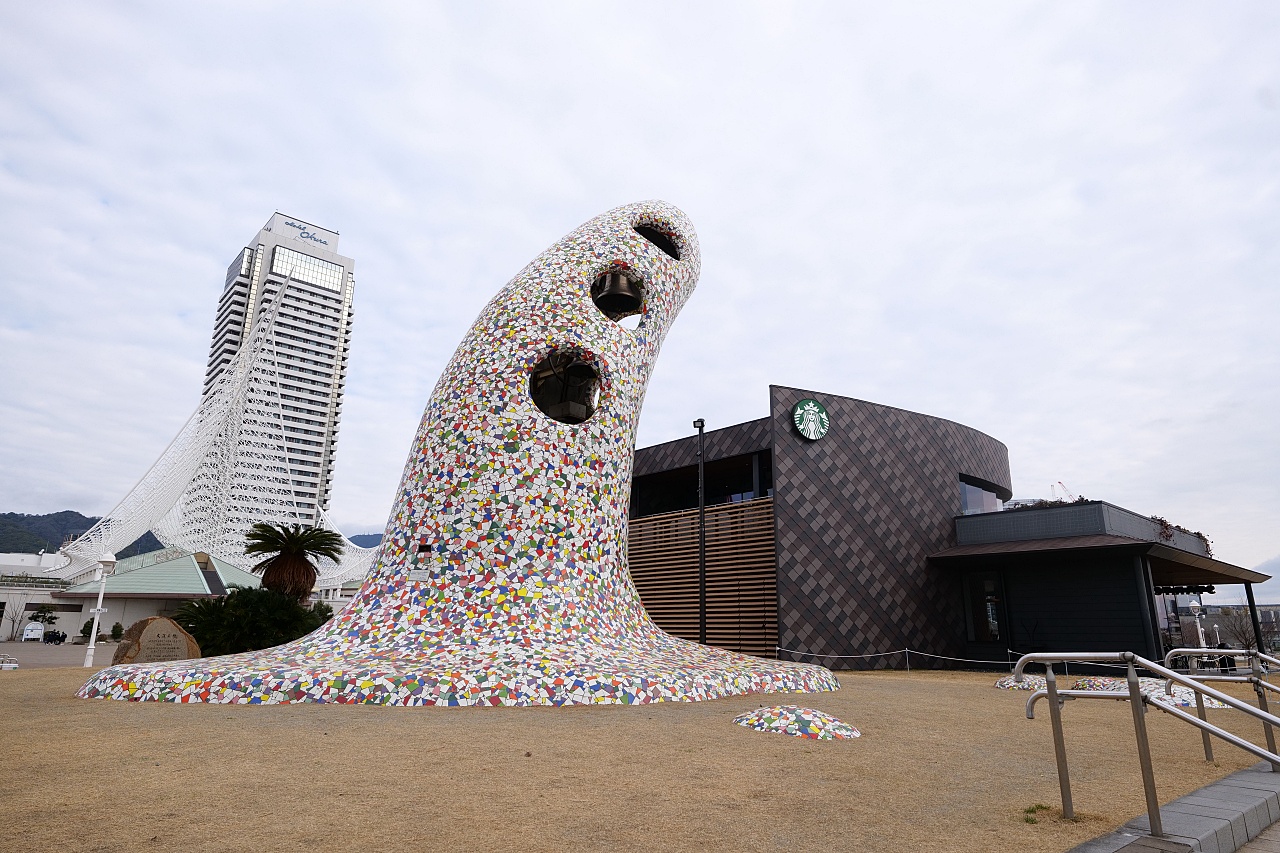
[79,201,836,706]
[734,705,860,739]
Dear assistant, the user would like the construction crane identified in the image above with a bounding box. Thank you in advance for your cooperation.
[1050,481,1077,502]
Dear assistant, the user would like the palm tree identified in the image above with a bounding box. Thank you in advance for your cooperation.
[244,522,344,601]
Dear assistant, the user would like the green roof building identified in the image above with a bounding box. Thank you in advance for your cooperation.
[54,549,260,636]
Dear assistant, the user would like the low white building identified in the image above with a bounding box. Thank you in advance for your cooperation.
[1,552,77,641]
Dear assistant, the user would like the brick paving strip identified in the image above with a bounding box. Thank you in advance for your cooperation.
[1073,763,1280,853]
[1239,822,1280,852]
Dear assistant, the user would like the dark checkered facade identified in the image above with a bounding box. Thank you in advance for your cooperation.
[769,386,1010,667]
[630,387,1011,668]
[633,417,772,476]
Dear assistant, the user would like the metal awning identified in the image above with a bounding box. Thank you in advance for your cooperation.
[929,534,1269,586]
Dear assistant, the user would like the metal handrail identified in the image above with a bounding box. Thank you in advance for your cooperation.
[1164,646,1280,671]
[1159,647,1280,760]
[1013,651,1280,840]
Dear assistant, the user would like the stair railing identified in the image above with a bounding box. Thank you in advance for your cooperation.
[1013,651,1280,839]
[1162,647,1280,762]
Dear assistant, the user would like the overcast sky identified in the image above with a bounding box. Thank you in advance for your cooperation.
[1,3,1277,598]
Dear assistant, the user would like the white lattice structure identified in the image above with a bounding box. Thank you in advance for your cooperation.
[54,281,376,584]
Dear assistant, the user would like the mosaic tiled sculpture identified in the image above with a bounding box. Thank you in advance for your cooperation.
[80,201,838,705]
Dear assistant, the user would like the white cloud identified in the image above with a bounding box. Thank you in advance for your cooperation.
[0,2,1276,570]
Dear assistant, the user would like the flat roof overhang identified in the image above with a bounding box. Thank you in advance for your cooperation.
[929,534,1269,587]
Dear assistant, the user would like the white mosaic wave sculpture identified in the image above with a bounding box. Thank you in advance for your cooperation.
[80,201,838,705]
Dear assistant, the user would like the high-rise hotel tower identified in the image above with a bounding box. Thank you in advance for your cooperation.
[202,213,355,524]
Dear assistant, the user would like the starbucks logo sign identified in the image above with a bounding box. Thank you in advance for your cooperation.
[792,399,830,440]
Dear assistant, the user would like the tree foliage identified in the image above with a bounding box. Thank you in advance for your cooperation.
[244,522,344,601]
[26,604,58,625]
[174,586,334,656]
[1215,607,1260,651]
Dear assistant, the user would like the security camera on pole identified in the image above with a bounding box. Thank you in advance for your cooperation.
[83,553,116,668]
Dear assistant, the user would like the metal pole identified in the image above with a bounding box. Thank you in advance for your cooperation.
[1127,660,1163,837]
[1044,664,1074,819]
[1252,653,1279,768]
[693,418,706,646]
[1247,583,1267,654]
[1189,656,1214,762]
[82,553,115,668]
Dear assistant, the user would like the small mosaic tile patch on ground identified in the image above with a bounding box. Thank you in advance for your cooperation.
[733,704,860,739]
[994,673,1230,710]
[1070,676,1230,709]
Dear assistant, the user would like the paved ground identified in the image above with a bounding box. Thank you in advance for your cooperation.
[0,640,117,667]
[1241,822,1280,851]
[2,667,1275,852]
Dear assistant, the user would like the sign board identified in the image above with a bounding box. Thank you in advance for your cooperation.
[263,212,339,249]
[792,399,830,441]
[22,623,44,641]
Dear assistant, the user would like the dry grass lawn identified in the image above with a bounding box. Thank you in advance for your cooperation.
[1,667,1272,852]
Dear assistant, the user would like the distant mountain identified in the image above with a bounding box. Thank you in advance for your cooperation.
[3,511,384,559]
[0,518,48,553]
[0,511,164,558]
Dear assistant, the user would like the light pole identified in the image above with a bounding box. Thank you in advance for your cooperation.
[693,418,706,645]
[1189,601,1207,648]
[83,553,116,668]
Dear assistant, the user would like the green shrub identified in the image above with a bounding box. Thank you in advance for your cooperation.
[27,605,58,626]
[110,621,124,640]
[174,586,334,656]
[80,619,94,638]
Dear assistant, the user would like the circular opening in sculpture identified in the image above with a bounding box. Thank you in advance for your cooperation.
[529,351,601,425]
[591,269,644,325]
[633,224,682,261]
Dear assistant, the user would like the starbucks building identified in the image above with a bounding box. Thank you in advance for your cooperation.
[628,385,1266,667]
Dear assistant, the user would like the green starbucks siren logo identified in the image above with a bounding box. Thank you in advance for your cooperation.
[792,399,830,440]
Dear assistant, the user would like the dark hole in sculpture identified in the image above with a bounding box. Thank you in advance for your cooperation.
[530,351,600,425]
[591,270,643,320]
[634,224,681,261]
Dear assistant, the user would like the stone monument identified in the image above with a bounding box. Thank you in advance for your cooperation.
[111,617,201,665]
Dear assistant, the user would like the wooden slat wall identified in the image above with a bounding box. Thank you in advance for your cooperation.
[627,496,777,657]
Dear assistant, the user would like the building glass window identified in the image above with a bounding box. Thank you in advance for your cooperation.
[960,479,1003,515]
[630,450,773,519]
[271,246,345,291]
[965,571,1004,643]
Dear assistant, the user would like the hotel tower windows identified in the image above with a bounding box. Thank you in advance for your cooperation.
[201,213,355,524]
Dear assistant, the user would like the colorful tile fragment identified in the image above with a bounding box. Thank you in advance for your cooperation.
[734,705,860,739]
[78,201,837,707]
[994,674,1046,691]
[1070,676,1230,709]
